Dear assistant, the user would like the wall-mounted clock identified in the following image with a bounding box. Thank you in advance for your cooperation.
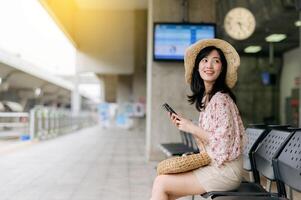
[224,7,256,40]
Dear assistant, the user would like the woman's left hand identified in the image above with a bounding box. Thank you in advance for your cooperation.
[174,115,195,133]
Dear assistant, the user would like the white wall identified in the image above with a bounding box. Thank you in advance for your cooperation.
[280,46,301,124]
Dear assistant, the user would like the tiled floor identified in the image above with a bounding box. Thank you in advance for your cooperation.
[0,125,299,200]
[0,126,159,200]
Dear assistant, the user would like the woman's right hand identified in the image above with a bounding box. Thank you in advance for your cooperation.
[169,112,209,144]
[169,113,179,127]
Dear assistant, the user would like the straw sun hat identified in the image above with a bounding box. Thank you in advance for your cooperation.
[184,38,240,88]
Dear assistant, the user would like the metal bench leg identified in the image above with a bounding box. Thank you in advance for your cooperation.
[249,171,254,182]
[266,180,272,192]
[285,185,293,200]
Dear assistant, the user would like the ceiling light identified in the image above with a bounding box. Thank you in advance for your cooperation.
[244,46,262,53]
[265,34,287,42]
[295,20,301,27]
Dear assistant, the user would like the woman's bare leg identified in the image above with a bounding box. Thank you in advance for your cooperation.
[151,172,206,200]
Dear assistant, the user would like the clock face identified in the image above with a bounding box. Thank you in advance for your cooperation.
[224,7,256,40]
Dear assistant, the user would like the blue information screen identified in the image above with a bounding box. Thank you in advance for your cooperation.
[154,23,215,61]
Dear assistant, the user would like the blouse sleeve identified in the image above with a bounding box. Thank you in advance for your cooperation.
[208,95,236,166]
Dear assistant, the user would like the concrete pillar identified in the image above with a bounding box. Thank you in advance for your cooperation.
[99,75,118,102]
[117,75,133,103]
[299,11,301,127]
[146,0,216,161]
[133,10,147,102]
[71,73,81,115]
[99,78,105,102]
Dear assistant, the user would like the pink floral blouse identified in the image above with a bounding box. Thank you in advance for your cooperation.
[197,92,245,167]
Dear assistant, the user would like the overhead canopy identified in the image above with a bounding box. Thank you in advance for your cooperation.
[3,101,23,112]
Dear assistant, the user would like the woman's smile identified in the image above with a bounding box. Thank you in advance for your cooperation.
[203,70,214,75]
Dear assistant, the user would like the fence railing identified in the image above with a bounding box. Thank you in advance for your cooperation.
[0,107,97,141]
[0,112,29,140]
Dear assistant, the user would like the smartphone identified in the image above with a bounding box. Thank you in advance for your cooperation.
[162,103,177,115]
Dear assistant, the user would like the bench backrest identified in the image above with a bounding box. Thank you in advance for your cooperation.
[274,130,301,194]
[254,129,293,181]
[180,131,188,145]
[243,127,267,171]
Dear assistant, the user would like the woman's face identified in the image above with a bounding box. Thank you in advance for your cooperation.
[198,49,222,85]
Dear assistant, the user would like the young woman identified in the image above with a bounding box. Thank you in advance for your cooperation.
[151,39,246,200]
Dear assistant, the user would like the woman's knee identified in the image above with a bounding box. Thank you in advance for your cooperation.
[152,175,169,192]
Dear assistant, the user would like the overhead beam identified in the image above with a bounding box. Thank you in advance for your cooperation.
[0,48,74,91]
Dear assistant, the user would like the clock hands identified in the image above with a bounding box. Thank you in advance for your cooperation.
[237,21,242,30]
[224,7,256,40]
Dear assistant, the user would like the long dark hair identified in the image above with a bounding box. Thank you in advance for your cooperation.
[187,46,236,111]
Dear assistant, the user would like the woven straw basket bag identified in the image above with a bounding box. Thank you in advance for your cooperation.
[157,142,211,175]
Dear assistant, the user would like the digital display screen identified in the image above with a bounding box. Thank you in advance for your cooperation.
[153,23,216,61]
[261,72,270,85]
[261,72,276,85]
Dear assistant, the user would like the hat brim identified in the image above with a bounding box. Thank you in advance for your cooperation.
[184,39,240,88]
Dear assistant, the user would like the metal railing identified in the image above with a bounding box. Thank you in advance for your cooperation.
[29,107,98,140]
[0,112,29,140]
[0,107,98,141]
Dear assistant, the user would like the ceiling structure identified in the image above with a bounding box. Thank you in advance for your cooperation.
[73,0,299,56]
[1,0,299,108]
[216,0,300,56]
[74,0,148,10]
[0,62,71,101]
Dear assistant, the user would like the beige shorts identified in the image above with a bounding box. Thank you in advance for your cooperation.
[193,156,243,192]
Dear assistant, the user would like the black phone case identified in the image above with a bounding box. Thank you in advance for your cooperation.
[162,103,177,115]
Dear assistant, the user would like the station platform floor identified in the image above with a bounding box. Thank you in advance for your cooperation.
[0,125,200,200]
[0,125,299,200]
